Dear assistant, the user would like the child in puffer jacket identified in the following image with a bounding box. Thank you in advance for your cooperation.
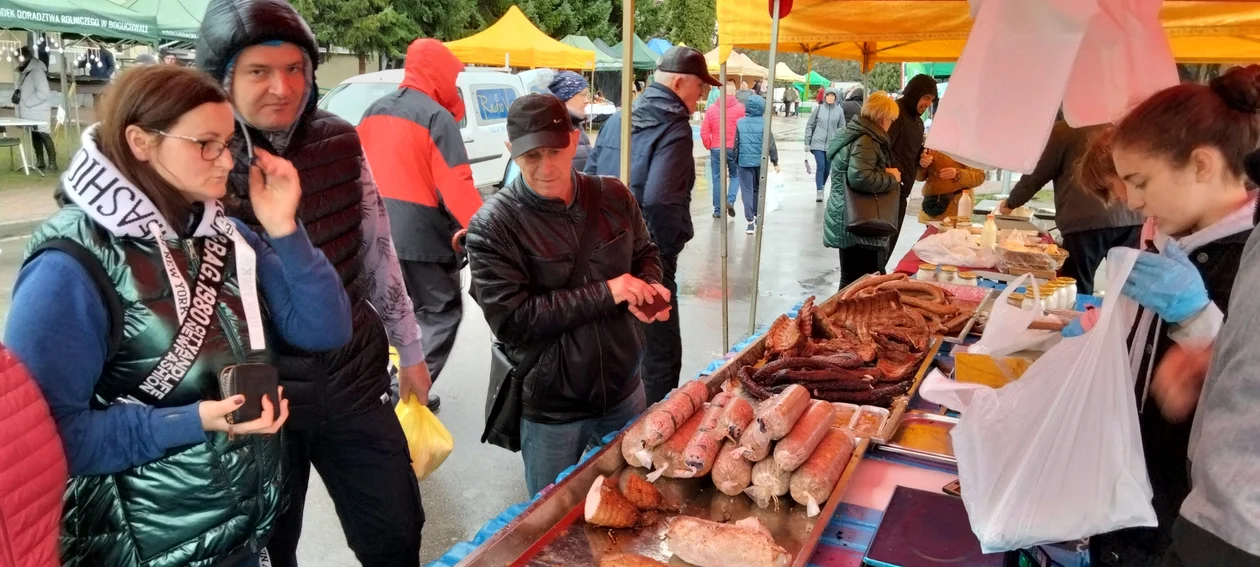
[734,94,779,234]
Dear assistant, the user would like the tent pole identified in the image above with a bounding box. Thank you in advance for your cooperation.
[719,62,730,354]
[805,52,813,99]
[749,0,782,336]
[619,0,634,185]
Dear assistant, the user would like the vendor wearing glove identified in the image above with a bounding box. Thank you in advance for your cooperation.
[1066,66,1260,567]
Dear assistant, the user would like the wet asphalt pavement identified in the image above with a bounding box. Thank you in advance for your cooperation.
[0,113,932,565]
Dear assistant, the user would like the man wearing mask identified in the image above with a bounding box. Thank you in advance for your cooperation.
[197,1,426,565]
[886,74,939,255]
[468,93,665,496]
[359,39,485,411]
[585,46,721,405]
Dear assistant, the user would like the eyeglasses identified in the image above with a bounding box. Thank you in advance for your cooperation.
[149,129,230,161]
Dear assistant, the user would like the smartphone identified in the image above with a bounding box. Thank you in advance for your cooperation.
[220,363,280,423]
[943,478,962,498]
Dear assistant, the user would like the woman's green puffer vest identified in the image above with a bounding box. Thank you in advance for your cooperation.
[27,205,284,567]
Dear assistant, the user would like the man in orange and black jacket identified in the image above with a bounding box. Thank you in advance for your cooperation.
[359,39,484,410]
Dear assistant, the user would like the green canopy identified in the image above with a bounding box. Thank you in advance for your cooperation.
[904,62,955,79]
[794,70,829,87]
[611,35,658,70]
[562,35,620,71]
[120,0,207,41]
[0,0,157,42]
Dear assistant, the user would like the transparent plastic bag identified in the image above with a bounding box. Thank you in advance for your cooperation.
[912,229,998,268]
[920,248,1156,552]
[969,273,1053,357]
[395,395,454,481]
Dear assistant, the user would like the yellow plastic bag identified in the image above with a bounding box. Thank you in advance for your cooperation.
[395,395,453,480]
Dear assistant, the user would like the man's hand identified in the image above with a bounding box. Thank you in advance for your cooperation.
[919,149,934,169]
[451,228,468,254]
[249,149,301,238]
[774,164,781,174]
[997,200,1013,215]
[607,273,654,306]
[938,167,958,181]
[398,363,433,405]
[628,283,672,323]
[1152,343,1213,422]
[886,168,902,182]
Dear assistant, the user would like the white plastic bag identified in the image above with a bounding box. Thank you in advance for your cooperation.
[920,248,1156,552]
[911,229,998,268]
[767,169,786,212]
[969,274,1054,357]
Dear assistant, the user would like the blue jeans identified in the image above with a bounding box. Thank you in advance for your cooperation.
[736,166,762,222]
[812,149,831,192]
[521,382,647,496]
[710,148,740,213]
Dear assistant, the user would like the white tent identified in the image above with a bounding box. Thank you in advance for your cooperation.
[774,61,806,82]
[705,48,769,78]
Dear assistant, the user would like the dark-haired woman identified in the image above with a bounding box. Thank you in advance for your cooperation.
[1072,65,1260,567]
[5,65,352,566]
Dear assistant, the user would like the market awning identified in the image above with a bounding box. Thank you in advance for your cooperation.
[646,37,673,56]
[612,35,659,70]
[445,6,596,70]
[704,47,767,78]
[562,35,621,71]
[716,0,1260,72]
[0,0,158,42]
[796,70,829,87]
[774,61,806,82]
[118,0,206,41]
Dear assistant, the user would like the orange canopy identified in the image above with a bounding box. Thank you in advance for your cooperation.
[445,6,596,70]
[716,0,1260,72]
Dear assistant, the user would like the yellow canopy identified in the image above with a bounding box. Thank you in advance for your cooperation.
[716,1,1260,72]
[705,48,769,78]
[445,6,596,70]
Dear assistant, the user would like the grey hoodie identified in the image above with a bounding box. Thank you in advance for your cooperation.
[804,87,845,152]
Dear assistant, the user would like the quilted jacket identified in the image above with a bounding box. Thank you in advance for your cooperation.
[0,346,65,567]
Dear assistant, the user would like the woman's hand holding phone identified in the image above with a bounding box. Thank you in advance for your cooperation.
[199,385,290,435]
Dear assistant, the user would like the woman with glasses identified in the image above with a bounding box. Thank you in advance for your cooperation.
[5,65,352,567]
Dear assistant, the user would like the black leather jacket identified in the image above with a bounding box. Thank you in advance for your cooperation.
[467,172,663,424]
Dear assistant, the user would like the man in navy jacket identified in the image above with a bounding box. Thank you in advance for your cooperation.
[585,46,719,405]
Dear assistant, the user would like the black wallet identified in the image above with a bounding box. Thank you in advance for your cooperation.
[219,363,280,423]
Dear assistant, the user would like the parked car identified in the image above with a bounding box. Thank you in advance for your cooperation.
[319,68,525,191]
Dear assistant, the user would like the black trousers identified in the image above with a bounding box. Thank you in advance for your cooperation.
[1061,226,1141,296]
[839,246,884,290]
[1162,517,1260,567]
[31,131,55,167]
[642,252,682,406]
[399,259,463,381]
[269,402,424,567]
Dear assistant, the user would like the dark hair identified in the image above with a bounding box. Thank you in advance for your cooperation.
[1113,64,1260,181]
[1077,127,1119,204]
[97,66,230,228]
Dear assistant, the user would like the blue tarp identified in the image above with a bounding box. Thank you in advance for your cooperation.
[646,38,673,56]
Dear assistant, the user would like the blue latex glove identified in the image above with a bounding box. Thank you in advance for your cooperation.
[1120,241,1209,324]
[1061,317,1087,337]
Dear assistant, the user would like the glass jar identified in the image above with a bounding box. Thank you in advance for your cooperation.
[916,263,938,282]
[938,265,959,284]
[1056,277,1079,309]
[1022,293,1038,310]
[957,271,979,286]
[1044,284,1065,310]
[1008,292,1026,308]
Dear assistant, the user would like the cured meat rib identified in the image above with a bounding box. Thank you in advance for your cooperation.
[797,296,817,339]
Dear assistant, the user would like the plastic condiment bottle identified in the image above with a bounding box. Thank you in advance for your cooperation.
[980,214,999,249]
[957,189,974,221]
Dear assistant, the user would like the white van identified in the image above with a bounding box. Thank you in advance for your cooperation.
[318,68,526,191]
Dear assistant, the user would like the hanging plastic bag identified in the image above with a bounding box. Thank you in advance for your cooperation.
[395,395,454,481]
[920,248,1156,552]
[912,229,999,268]
[767,169,786,212]
[969,273,1054,357]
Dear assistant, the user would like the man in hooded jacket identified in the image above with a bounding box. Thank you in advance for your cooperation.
[196,1,426,565]
[585,46,721,405]
[359,39,484,410]
[886,74,939,255]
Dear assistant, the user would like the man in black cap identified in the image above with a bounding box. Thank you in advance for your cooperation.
[469,94,667,495]
[585,45,720,406]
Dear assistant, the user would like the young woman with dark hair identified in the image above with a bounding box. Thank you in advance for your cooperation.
[1072,64,1260,567]
[5,64,353,567]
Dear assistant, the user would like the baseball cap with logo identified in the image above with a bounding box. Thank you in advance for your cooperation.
[507,93,576,160]
[658,46,722,87]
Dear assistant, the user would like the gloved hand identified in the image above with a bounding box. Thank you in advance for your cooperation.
[1120,242,1210,324]
[1061,306,1100,337]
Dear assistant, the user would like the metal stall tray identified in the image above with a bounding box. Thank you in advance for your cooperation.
[875,412,958,466]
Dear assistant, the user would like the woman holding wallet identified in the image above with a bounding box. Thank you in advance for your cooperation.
[5,65,352,567]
